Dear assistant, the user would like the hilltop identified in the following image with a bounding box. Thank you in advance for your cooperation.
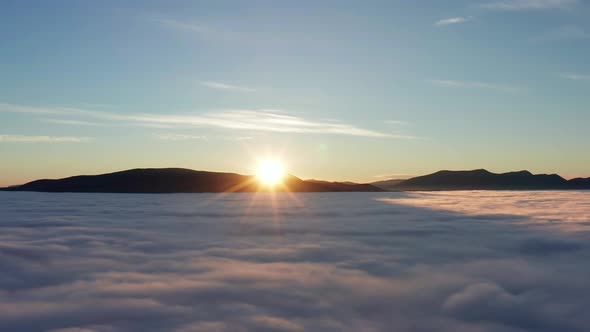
[372,169,590,191]
[0,168,383,193]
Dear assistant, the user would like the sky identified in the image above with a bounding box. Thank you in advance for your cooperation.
[1,0,589,186]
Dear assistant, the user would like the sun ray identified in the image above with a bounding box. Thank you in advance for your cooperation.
[256,159,285,187]
[198,156,308,237]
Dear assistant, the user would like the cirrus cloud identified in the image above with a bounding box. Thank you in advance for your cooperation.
[0,135,90,143]
[0,103,412,139]
[201,81,255,92]
[434,17,472,27]
[426,79,527,93]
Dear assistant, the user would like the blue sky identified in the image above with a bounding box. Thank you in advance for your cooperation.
[1,0,589,185]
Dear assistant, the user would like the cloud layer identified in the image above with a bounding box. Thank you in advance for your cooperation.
[1,190,590,331]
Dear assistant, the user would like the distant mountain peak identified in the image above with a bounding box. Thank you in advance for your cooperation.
[505,170,533,176]
[1,168,382,193]
[3,168,589,193]
[373,169,586,191]
[435,169,491,175]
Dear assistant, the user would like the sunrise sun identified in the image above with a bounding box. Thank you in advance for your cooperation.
[256,159,285,186]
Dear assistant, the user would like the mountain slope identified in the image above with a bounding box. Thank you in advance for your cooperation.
[390,169,580,190]
[1,168,383,193]
[569,177,590,189]
[370,179,406,190]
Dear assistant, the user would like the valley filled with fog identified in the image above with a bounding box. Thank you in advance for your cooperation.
[1,191,590,332]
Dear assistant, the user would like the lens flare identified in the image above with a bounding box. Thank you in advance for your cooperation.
[256,160,285,186]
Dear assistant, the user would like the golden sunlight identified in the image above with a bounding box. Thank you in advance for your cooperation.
[256,159,285,186]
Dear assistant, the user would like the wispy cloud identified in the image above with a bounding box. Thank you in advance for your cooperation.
[154,134,253,141]
[385,120,409,125]
[479,0,578,10]
[0,135,90,143]
[0,103,406,139]
[0,103,70,115]
[75,102,117,109]
[153,133,208,141]
[41,119,103,126]
[152,17,236,42]
[0,103,116,118]
[427,79,526,93]
[135,110,397,138]
[434,17,472,27]
[558,73,590,80]
[201,81,255,92]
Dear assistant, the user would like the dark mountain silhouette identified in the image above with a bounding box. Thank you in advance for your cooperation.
[569,177,590,189]
[371,179,406,190]
[0,168,383,193]
[306,179,361,186]
[386,169,590,191]
[339,181,360,186]
[288,178,380,192]
[2,168,588,193]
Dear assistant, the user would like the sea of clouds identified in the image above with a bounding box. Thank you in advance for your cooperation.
[1,190,590,332]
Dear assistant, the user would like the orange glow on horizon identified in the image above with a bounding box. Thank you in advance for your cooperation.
[256,159,286,187]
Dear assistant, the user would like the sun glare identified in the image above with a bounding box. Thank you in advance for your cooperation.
[256,160,285,186]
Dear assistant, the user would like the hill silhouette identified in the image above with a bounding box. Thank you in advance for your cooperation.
[569,177,590,189]
[1,168,383,193]
[370,178,406,190]
[374,169,590,191]
[3,168,589,193]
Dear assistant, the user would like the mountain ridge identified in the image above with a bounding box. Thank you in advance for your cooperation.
[0,168,383,193]
[2,168,589,193]
[372,169,589,191]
